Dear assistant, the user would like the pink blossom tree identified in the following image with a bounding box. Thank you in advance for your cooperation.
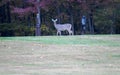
[11,0,52,36]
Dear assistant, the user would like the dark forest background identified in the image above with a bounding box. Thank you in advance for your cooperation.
[0,0,120,36]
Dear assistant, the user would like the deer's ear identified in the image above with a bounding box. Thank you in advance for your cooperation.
[51,19,54,21]
[55,19,58,21]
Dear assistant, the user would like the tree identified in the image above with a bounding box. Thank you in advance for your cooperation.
[11,0,52,36]
[7,0,120,36]
[0,0,11,23]
[76,0,115,34]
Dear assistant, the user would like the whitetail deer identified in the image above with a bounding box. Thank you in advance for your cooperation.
[52,19,73,35]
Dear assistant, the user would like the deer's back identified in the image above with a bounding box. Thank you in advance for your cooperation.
[55,23,72,31]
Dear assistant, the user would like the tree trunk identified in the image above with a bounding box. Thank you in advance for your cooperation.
[88,12,94,34]
[2,5,6,23]
[110,1,116,34]
[6,2,11,23]
[35,0,41,36]
[69,4,74,35]
[70,12,74,35]
[27,16,31,27]
[57,6,61,23]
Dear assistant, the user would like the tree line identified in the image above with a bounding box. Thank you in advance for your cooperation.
[0,0,120,36]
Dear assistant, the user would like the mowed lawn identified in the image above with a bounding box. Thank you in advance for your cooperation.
[0,35,120,75]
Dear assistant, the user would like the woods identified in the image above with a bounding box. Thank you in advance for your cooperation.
[0,0,120,36]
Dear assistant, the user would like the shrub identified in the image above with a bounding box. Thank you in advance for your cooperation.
[0,23,35,36]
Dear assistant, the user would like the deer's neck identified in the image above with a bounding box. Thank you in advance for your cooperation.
[54,22,57,26]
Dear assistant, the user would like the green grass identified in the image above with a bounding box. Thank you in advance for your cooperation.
[0,35,120,46]
[0,35,120,75]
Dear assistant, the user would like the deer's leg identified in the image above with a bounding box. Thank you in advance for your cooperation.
[59,31,61,36]
[68,30,73,35]
[57,31,61,36]
[68,30,70,35]
[71,30,73,35]
[57,31,59,35]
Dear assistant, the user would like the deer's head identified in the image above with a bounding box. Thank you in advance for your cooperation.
[52,19,57,23]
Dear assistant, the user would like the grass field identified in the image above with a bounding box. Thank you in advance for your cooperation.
[0,35,120,75]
